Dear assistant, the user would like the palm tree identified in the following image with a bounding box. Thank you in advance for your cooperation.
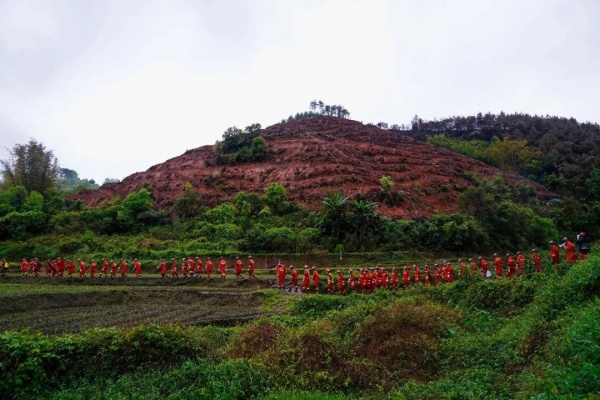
[352,200,380,245]
[320,192,349,240]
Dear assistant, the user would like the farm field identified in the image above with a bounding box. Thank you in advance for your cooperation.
[1,257,599,399]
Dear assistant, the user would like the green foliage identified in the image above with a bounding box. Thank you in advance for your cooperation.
[379,175,394,193]
[23,191,44,212]
[458,176,554,250]
[428,134,492,164]
[586,168,600,199]
[116,188,154,230]
[487,136,541,172]
[0,185,28,213]
[56,168,99,193]
[173,182,203,220]
[0,210,45,240]
[263,183,289,215]
[215,124,267,165]
[1,138,59,195]
[320,192,350,242]
[416,113,600,204]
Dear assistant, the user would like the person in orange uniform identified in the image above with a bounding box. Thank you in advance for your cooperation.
[478,257,489,278]
[31,259,40,277]
[44,260,52,276]
[158,260,167,278]
[549,241,560,267]
[390,267,399,290]
[289,265,299,292]
[171,258,179,278]
[348,269,356,292]
[458,259,467,280]
[493,254,503,278]
[21,259,29,276]
[563,237,576,263]
[312,266,320,293]
[576,232,590,260]
[414,265,421,284]
[195,257,203,277]
[67,259,76,277]
[219,257,227,279]
[276,263,286,289]
[370,268,377,292]
[89,260,97,278]
[78,259,86,277]
[403,266,410,288]
[516,252,526,276]
[442,262,449,282]
[358,269,366,292]
[337,270,345,294]
[133,259,142,277]
[187,258,195,277]
[110,260,118,277]
[326,269,334,294]
[57,257,65,277]
[506,254,515,279]
[424,265,431,286]
[234,257,243,279]
[531,249,542,273]
[434,264,442,285]
[120,259,128,277]
[381,268,388,289]
[302,266,310,292]
[181,258,189,277]
[446,262,455,283]
[469,259,478,278]
[100,258,109,278]
[248,256,255,279]
[205,257,214,279]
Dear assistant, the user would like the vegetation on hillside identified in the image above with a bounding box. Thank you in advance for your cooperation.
[215,123,267,165]
[407,112,600,202]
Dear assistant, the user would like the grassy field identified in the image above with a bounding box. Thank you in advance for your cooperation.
[1,257,599,399]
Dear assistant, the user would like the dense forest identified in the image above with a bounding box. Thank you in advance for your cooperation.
[403,112,600,202]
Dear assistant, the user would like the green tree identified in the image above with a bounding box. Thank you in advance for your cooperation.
[263,183,288,214]
[117,188,153,230]
[351,200,380,247]
[487,136,541,172]
[586,168,600,200]
[320,192,350,241]
[0,185,28,214]
[1,139,59,195]
[173,182,203,220]
[23,191,44,212]
[380,175,394,193]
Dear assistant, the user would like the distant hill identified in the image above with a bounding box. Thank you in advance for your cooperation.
[75,116,553,218]
[406,112,600,200]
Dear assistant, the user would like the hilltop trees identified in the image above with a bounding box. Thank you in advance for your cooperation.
[215,124,267,165]
[1,139,59,195]
[309,100,350,118]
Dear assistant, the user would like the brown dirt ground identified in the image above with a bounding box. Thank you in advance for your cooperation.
[0,289,267,334]
[75,116,553,218]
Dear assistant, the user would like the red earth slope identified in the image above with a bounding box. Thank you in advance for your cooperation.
[75,116,552,218]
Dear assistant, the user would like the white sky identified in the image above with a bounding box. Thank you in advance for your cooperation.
[1,0,599,183]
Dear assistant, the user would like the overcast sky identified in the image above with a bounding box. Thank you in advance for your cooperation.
[1,0,599,183]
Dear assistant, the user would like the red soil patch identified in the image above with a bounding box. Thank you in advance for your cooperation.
[75,116,553,218]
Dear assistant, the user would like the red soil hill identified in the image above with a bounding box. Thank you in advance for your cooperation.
[75,116,552,218]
